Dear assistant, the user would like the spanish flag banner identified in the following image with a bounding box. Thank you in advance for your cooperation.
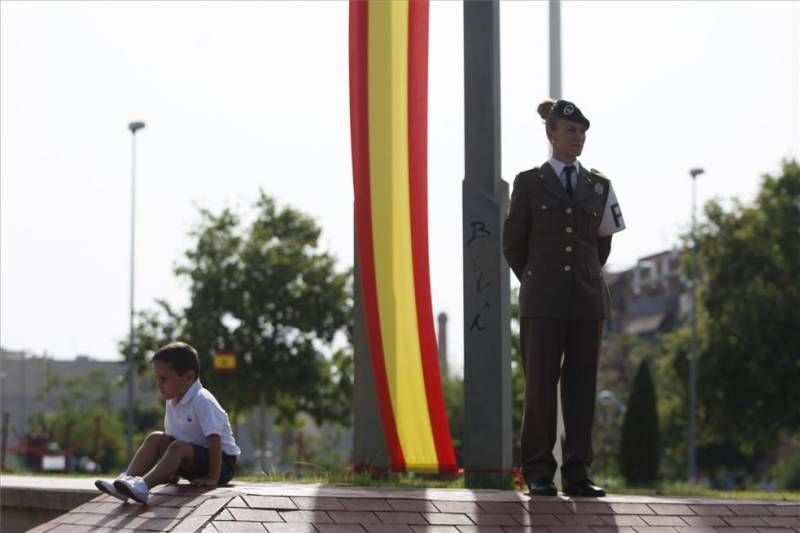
[349,0,457,474]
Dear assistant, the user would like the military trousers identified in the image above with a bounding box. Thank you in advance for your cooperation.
[519,317,603,484]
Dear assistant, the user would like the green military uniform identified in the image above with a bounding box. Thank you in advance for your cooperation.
[503,158,623,485]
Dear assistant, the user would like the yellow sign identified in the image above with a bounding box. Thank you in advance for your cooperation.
[213,352,236,373]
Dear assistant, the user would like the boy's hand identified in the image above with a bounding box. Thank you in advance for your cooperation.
[190,477,218,487]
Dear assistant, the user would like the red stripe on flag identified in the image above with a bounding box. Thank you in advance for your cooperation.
[348,0,406,472]
[406,0,458,474]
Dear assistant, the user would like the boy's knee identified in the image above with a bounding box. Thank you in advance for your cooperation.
[166,440,193,457]
[144,431,169,445]
[145,431,166,442]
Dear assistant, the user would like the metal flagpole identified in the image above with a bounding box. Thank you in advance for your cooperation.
[549,0,562,100]
[548,0,565,489]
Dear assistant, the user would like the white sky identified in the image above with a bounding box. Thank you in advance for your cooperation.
[1,1,798,375]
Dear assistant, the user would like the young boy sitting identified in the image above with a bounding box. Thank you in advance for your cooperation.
[95,342,240,504]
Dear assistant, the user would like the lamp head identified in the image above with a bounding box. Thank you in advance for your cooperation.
[128,121,146,133]
[598,390,616,403]
[689,168,705,179]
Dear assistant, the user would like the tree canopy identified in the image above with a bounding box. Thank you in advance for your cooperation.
[695,159,800,453]
[123,191,353,427]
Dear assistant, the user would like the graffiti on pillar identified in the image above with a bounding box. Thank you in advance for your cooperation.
[466,219,493,334]
[476,271,491,292]
[469,301,490,332]
[467,221,491,245]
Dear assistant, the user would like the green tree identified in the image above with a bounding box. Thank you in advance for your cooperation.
[441,375,464,454]
[122,191,353,429]
[647,160,800,484]
[619,359,660,485]
[695,160,800,454]
[650,327,692,480]
[30,369,126,472]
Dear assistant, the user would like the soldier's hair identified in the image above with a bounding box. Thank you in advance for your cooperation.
[537,99,559,136]
[152,342,200,378]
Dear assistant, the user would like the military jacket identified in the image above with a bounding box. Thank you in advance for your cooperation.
[502,163,612,320]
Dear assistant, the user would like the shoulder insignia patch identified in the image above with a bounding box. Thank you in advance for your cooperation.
[518,167,543,182]
[589,168,610,183]
[590,168,606,178]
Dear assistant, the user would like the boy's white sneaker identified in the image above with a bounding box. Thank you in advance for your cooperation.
[114,475,149,505]
[95,474,129,502]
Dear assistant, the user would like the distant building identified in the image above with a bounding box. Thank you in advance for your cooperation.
[0,348,351,473]
[605,248,691,338]
[0,349,147,445]
[0,348,162,470]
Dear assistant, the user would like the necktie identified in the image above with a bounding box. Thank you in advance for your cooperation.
[564,165,575,199]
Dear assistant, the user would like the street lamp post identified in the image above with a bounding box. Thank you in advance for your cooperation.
[596,390,625,481]
[1,371,7,471]
[688,166,704,482]
[127,121,145,461]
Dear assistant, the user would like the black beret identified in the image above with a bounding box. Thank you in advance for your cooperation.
[551,99,590,130]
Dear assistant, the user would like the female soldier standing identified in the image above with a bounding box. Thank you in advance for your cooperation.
[503,99,626,497]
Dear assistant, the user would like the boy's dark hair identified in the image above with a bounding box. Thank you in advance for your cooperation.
[152,342,200,378]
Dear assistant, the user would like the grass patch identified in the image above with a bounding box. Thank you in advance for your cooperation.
[10,470,800,500]
[238,470,799,499]
[236,469,465,489]
[603,480,800,501]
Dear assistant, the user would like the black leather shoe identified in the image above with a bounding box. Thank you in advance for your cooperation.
[563,479,606,497]
[527,477,557,496]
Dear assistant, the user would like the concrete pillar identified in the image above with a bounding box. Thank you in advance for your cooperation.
[462,0,513,489]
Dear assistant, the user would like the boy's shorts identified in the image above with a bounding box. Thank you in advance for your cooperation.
[169,437,237,485]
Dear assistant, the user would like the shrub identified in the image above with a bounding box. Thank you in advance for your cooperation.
[620,359,660,485]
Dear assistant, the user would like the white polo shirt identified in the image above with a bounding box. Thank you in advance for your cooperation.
[164,379,241,457]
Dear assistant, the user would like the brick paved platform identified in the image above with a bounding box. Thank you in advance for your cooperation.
[15,477,800,533]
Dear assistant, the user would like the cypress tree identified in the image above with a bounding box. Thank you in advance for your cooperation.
[619,359,660,485]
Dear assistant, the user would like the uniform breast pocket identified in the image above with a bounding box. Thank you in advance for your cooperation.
[532,200,558,234]
[579,204,601,237]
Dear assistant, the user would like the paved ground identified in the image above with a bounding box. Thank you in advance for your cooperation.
[7,475,800,533]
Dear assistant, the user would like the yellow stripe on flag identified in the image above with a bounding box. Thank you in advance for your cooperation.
[367,0,438,470]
